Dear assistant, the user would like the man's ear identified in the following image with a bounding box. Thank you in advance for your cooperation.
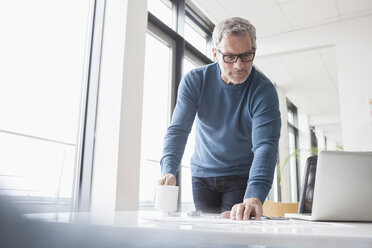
[212,47,218,62]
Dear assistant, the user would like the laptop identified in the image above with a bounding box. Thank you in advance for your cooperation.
[285,151,372,221]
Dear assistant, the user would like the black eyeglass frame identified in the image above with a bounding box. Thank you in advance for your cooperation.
[217,49,256,63]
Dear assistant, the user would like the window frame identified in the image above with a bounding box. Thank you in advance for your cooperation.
[0,0,102,213]
[287,98,300,201]
[76,0,106,211]
[145,0,213,211]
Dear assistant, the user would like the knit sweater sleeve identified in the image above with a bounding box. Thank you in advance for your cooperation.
[244,81,281,204]
[160,71,200,176]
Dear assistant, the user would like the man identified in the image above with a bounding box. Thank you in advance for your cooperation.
[158,17,281,220]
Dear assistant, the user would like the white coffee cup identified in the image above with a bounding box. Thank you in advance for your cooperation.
[155,185,179,213]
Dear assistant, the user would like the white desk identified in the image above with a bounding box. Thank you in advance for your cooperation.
[28,211,372,248]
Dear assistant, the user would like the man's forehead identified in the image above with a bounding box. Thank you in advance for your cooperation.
[219,34,253,52]
[222,33,251,41]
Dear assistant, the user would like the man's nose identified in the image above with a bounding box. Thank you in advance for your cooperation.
[234,57,245,69]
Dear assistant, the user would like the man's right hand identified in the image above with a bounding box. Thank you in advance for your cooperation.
[158,173,176,186]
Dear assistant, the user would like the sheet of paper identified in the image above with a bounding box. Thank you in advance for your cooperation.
[140,212,354,228]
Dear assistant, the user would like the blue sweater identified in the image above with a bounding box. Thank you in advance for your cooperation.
[160,63,281,203]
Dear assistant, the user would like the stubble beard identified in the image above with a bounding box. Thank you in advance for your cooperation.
[227,66,252,85]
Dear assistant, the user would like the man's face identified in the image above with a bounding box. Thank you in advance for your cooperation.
[212,34,255,85]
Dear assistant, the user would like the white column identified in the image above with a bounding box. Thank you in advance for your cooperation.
[90,0,148,213]
[335,28,372,151]
[297,109,311,187]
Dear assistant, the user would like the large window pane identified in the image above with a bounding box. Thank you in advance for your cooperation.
[288,128,298,202]
[147,0,173,29]
[142,2,213,211]
[286,100,299,202]
[181,57,199,168]
[0,0,92,213]
[287,111,294,126]
[139,32,173,209]
[185,16,210,57]
[180,56,204,210]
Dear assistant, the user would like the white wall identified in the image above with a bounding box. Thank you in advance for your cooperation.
[258,15,372,151]
[316,129,326,151]
[90,0,148,213]
[327,139,338,151]
[297,108,311,188]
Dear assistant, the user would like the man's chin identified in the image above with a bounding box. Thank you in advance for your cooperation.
[230,76,248,84]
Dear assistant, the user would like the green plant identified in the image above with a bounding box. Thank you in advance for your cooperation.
[277,147,318,185]
[277,146,344,185]
[335,145,344,151]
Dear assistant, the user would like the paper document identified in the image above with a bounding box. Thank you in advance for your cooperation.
[140,212,353,228]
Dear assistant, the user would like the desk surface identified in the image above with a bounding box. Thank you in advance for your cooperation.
[28,211,372,248]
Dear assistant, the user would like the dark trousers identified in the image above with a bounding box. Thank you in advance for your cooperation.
[192,175,249,213]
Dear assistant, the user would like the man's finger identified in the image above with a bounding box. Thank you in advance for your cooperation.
[230,205,237,220]
[164,176,176,186]
[158,177,165,185]
[220,211,231,219]
[236,204,245,220]
[254,204,262,220]
[243,204,253,220]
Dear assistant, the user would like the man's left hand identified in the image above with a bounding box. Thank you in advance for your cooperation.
[221,198,263,220]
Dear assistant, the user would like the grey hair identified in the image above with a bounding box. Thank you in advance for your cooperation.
[212,17,256,49]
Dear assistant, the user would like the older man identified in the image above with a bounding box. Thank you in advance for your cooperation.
[158,17,281,220]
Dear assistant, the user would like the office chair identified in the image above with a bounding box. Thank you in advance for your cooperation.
[263,155,318,217]
[298,155,318,213]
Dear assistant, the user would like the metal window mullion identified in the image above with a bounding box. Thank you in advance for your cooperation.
[173,0,185,212]
[75,0,106,212]
[294,126,301,201]
[185,40,213,65]
[148,0,213,211]
[185,11,212,36]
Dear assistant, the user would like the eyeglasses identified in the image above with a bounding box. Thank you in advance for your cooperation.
[217,49,255,63]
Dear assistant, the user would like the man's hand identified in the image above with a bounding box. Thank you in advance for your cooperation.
[158,173,176,186]
[221,198,263,220]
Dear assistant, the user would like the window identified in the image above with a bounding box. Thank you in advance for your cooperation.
[310,126,318,153]
[147,0,174,29]
[179,54,205,211]
[185,16,209,56]
[287,99,300,202]
[139,30,174,210]
[0,0,95,213]
[139,1,213,211]
[185,3,214,59]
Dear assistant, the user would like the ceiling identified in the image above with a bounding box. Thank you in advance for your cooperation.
[254,46,341,144]
[190,0,372,38]
[190,0,372,145]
